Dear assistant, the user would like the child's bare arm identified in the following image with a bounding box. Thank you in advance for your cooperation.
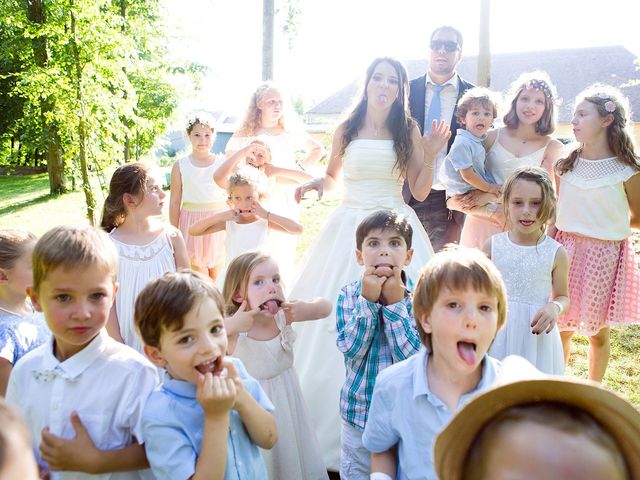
[253,201,303,234]
[228,362,277,449]
[191,365,237,480]
[39,412,149,473]
[168,226,190,269]
[459,166,501,195]
[189,210,235,236]
[282,298,332,324]
[531,246,570,334]
[169,161,182,228]
[371,448,397,479]
[263,164,313,184]
[214,144,267,188]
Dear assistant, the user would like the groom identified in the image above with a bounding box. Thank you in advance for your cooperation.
[405,25,475,252]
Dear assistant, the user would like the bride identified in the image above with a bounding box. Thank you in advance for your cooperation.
[291,56,450,471]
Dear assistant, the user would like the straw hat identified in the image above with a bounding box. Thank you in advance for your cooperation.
[435,356,640,480]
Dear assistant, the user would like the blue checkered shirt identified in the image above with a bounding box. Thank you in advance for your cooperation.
[336,277,421,431]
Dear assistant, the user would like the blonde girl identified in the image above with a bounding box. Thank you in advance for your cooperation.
[553,84,640,381]
[101,162,189,352]
[169,113,227,280]
[223,251,330,480]
[0,229,49,396]
[483,166,569,374]
[189,168,302,275]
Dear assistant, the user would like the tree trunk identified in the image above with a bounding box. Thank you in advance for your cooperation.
[262,0,274,81]
[120,0,131,162]
[69,1,96,225]
[477,0,491,87]
[27,0,67,194]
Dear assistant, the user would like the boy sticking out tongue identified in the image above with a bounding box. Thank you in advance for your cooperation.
[363,246,508,480]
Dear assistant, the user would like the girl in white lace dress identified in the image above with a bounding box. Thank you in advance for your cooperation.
[101,162,189,352]
[553,85,640,382]
[484,167,568,374]
[223,251,331,480]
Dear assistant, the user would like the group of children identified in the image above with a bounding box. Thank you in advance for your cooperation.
[0,80,638,480]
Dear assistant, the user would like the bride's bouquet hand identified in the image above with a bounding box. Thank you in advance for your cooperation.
[294,178,324,203]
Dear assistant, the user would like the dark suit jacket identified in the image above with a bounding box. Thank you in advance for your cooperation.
[408,73,475,152]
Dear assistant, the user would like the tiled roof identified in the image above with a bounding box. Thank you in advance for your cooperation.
[307,46,640,122]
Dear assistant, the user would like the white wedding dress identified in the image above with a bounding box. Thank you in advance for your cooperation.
[290,139,434,470]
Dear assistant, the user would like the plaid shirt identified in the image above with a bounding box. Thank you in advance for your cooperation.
[336,276,421,431]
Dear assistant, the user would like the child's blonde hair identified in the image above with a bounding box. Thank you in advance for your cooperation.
[222,251,273,316]
[135,270,224,348]
[502,166,557,231]
[0,229,36,270]
[556,84,640,175]
[32,225,118,291]
[413,246,507,349]
[455,87,499,126]
[100,162,154,231]
[503,71,558,135]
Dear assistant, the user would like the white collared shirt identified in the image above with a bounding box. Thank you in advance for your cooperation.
[425,73,459,188]
[6,330,159,480]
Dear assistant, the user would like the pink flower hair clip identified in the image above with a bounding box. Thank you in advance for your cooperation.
[604,100,617,113]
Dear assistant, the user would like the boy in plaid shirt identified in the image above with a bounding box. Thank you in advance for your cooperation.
[336,210,421,480]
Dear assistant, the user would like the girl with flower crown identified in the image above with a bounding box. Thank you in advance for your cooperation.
[448,71,565,248]
[551,84,640,382]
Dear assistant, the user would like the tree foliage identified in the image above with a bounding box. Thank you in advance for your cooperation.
[0,0,203,217]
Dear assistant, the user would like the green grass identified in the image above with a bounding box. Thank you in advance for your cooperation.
[2,173,640,406]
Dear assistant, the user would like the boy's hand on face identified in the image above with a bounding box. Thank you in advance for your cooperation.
[197,358,238,418]
[361,267,387,303]
[380,266,406,305]
[39,411,100,473]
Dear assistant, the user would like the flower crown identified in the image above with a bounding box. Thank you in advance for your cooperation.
[594,92,617,113]
[522,79,554,100]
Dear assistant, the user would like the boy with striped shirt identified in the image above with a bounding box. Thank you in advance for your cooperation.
[336,210,421,480]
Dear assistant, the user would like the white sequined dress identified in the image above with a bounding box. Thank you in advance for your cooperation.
[489,232,564,374]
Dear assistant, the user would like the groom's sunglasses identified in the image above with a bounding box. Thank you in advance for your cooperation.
[430,40,460,53]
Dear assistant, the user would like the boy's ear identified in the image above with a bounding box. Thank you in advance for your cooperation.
[143,344,167,368]
[27,287,43,312]
[0,268,8,284]
[355,249,365,266]
[404,248,414,266]
[418,313,432,335]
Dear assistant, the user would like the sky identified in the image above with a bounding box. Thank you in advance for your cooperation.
[162,0,640,120]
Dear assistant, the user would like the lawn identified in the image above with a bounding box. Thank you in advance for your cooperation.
[2,172,640,407]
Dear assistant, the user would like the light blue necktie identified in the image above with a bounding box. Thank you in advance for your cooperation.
[426,84,444,133]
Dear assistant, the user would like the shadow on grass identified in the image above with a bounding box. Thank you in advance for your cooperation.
[0,193,55,217]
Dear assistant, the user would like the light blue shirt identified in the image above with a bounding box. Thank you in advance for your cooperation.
[141,358,273,480]
[0,310,49,365]
[440,129,493,196]
[362,347,501,480]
